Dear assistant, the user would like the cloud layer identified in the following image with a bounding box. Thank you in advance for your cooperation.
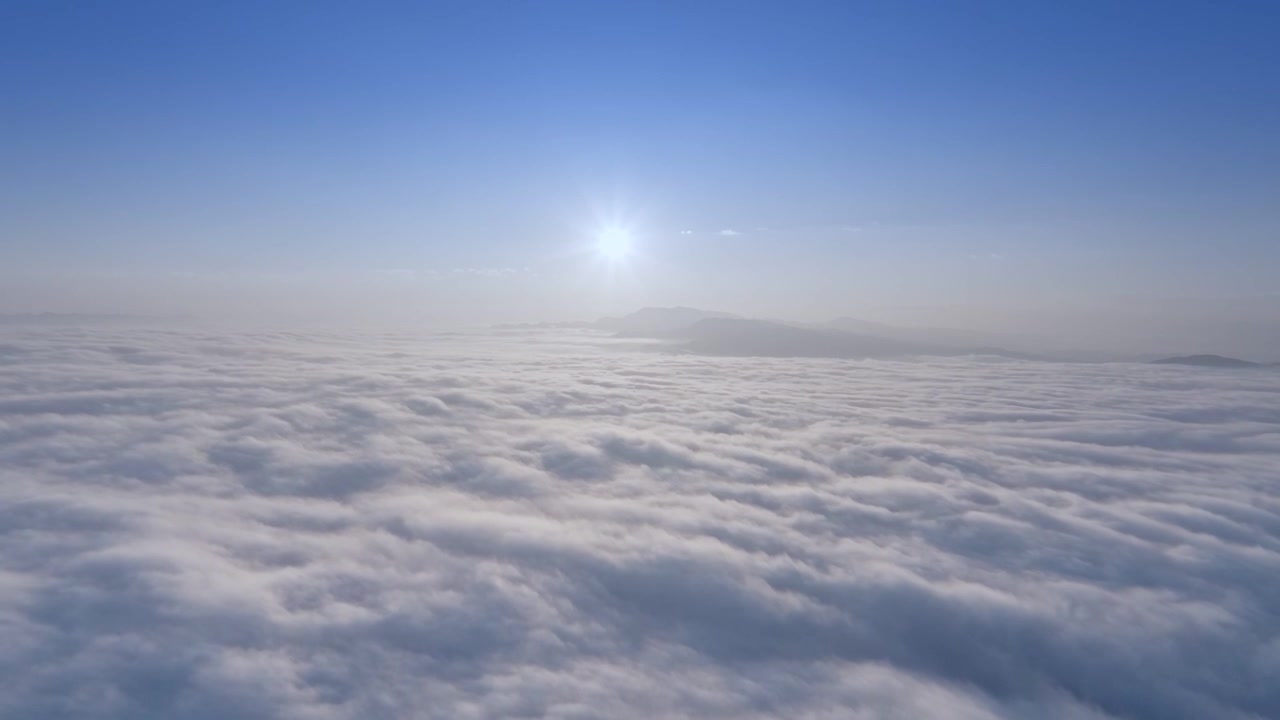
[2,326,1278,719]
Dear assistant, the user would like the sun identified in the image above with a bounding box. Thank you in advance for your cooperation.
[595,227,633,262]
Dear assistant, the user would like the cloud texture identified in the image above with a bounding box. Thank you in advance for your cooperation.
[1,326,1278,719]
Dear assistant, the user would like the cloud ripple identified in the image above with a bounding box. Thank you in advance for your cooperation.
[1,327,1278,719]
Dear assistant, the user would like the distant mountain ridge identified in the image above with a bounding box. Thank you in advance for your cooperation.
[598,307,1035,360]
[597,306,739,337]
[1150,354,1264,368]
[826,316,1032,351]
[676,317,946,358]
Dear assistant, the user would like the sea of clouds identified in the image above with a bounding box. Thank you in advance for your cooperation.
[1,325,1278,719]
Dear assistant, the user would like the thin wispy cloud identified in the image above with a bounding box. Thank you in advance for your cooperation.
[451,267,526,277]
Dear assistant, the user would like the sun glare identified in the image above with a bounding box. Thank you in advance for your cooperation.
[596,227,633,262]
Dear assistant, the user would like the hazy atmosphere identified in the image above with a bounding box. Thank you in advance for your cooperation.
[5,1,1280,355]
[2,2,1279,719]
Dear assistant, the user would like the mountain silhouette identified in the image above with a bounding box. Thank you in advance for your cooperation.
[1150,354,1261,368]
[597,307,739,336]
[600,309,1034,360]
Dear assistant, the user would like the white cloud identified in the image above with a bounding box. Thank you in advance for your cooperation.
[719,229,742,236]
[0,326,1278,718]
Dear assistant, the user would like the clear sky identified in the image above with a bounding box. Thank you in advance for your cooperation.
[2,1,1278,346]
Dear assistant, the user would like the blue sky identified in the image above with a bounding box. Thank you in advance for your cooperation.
[2,1,1278,335]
